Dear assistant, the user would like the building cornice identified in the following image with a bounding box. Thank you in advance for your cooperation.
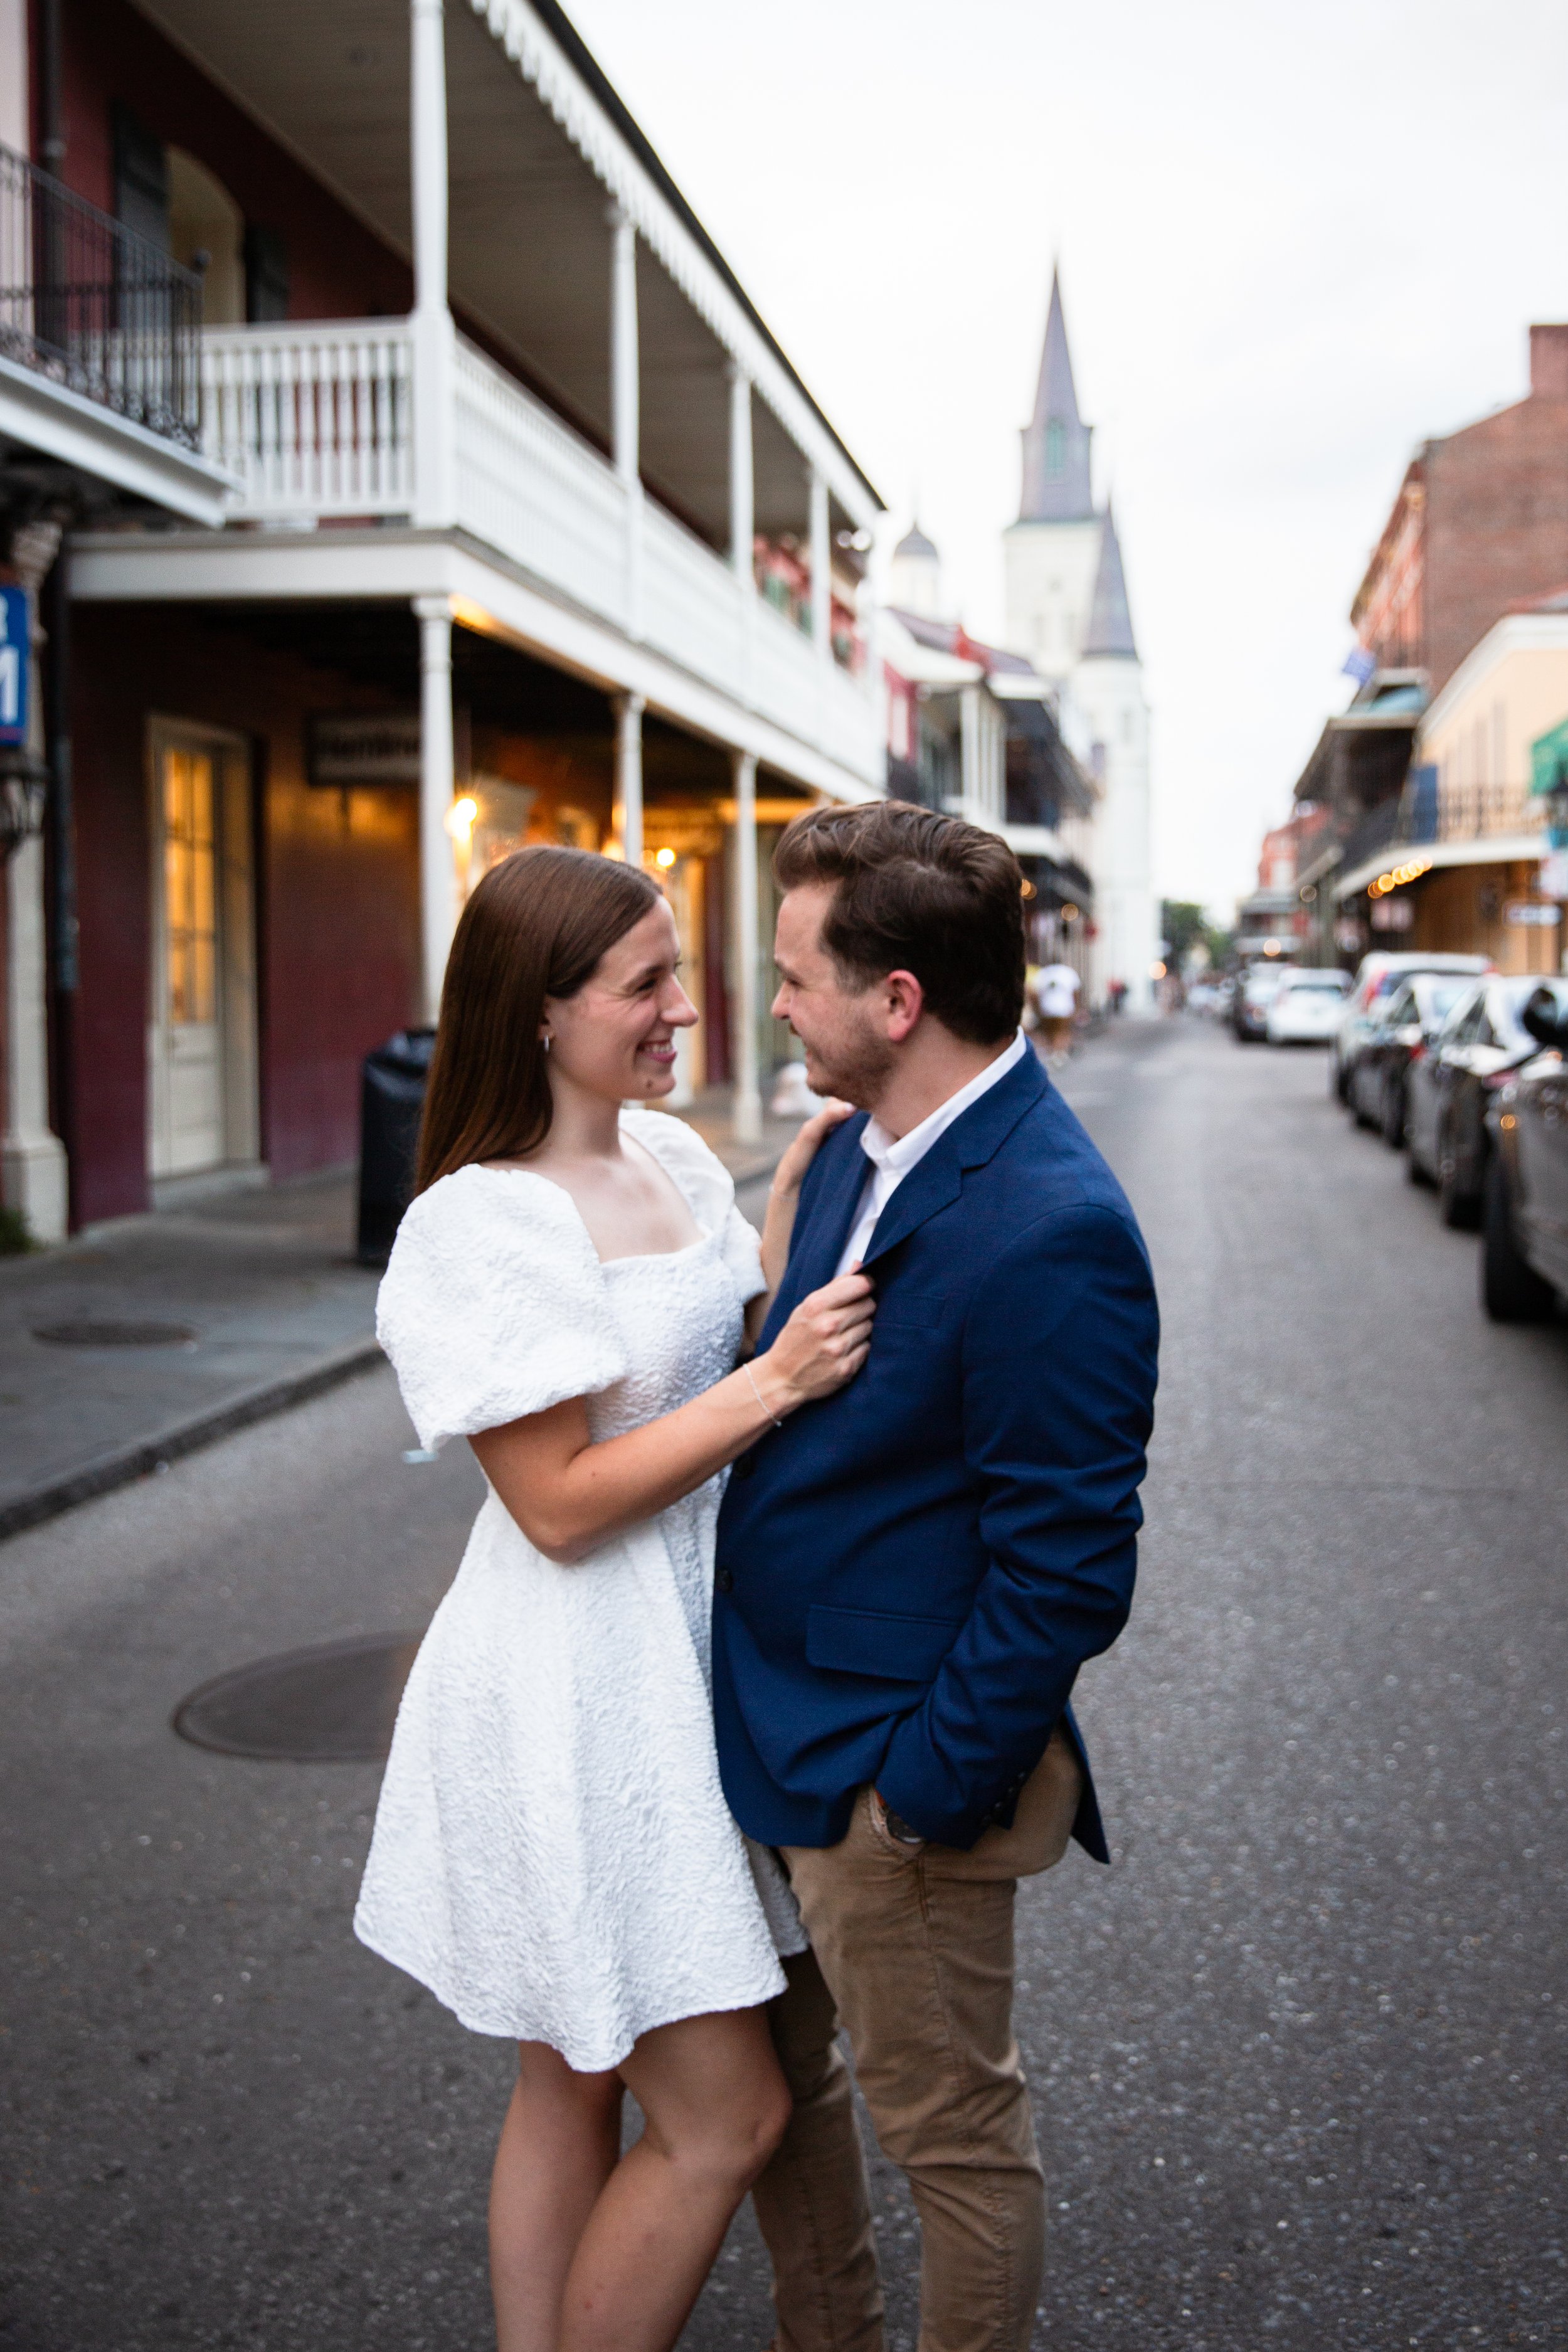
[1417,610,1568,742]
[0,357,236,525]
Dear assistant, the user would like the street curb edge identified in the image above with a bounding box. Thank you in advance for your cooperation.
[0,1335,388,1545]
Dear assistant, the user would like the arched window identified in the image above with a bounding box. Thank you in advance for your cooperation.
[1045,418,1066,476]
[167,149,245,326]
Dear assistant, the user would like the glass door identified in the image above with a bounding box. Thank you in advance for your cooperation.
[147,723,257,1180]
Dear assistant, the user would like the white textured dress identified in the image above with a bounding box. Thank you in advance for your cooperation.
[354,1107,804,2070]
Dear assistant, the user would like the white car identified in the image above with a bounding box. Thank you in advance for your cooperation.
[1266,971,1351,1044]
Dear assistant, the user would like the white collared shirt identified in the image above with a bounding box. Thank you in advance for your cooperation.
[832,1030,1029,1278]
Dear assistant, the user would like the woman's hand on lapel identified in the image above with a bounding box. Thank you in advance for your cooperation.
[757,1099,856,1301]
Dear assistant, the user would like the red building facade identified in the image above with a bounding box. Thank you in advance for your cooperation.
[1352,325,1568,696]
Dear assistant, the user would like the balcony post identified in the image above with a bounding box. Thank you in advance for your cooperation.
[729,748,762,1143]
[415,595,458,1024]
[728,364,753,585]
[608,203,643,638]
[2,542,68,1243]
[809,465,830,669]
[410,0,455,529]
[614,692,644,871]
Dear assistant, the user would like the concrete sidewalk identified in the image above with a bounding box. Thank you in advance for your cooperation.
[0,1101,792,1543]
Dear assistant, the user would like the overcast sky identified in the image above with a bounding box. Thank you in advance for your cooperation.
[565,0,1568,919]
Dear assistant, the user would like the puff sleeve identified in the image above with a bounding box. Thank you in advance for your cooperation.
[376,1166,627,1453]
[721,1204,766,1305]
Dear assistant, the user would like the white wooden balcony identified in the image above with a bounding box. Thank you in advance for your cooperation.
[197,317,880,788]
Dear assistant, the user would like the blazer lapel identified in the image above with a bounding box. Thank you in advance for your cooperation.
[861,1049,1047,1271]
[763,1115,871,1340]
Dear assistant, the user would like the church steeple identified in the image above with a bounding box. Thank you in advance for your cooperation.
[1018,267,1095,524]
[1081,503,1138,658]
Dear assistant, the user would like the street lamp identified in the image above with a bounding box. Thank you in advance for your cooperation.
[0,751,47,861]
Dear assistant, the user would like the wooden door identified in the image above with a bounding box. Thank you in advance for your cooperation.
[148,723,258,1180]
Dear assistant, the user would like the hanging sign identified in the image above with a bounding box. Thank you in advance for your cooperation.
[308,711,420,787]
[0,588,29,748]
[1503,900,1560,928]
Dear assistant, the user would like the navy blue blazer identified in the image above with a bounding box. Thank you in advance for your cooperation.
[712,1047,1158,1859]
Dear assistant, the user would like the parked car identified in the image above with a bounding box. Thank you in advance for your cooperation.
[1265,969,1350,1044]
[1185,979,1224,1015]
[1482,984,1568,1320]
[1330,951,1491,1103]
[1406,973,1568,1228]
[1232,961,1296,1042]
[1348,971,1476,1142]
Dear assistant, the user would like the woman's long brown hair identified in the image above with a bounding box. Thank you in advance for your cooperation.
[415,846,662,1193]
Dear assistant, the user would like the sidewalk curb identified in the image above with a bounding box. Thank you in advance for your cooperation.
[0,1334,386,1546]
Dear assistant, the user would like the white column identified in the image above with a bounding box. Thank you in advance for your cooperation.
[728,363,754,584]
[808,465,830,667]
[608,203,643,639]
[960,683,981,822]
[729,748,761,1143]
[415,595,457,1024]
[410,0,455,528]
[614,692,644,871]
[2,582,68,1244]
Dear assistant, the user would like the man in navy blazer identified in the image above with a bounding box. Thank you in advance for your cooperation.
[718,802,1158,2352]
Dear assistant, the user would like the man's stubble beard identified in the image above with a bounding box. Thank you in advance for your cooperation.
[800,1010,897,1113]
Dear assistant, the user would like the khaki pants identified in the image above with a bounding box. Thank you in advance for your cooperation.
[753,1735,1081,2352]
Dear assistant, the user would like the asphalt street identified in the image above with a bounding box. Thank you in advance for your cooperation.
[3,1017,1565,2351]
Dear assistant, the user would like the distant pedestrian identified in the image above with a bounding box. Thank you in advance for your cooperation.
[1107,976,1128,1015]
[355,846,873,2352]
[1032,959,1081,1062]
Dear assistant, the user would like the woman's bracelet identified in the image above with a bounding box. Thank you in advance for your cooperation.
[743,1360,785,1432]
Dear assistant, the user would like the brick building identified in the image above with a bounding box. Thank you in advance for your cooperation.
[3,0,883,1235]
[1352,324,1568,696]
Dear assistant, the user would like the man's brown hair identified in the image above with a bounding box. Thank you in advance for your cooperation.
[773,800,1025,1044]
[416,845,661,1192]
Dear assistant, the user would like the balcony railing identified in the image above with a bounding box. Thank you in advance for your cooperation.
[0,140,203,447]
[1432,776,1539,843]
[201,320,413,513]
[197,316,881,783]
[1337,773,1547,883]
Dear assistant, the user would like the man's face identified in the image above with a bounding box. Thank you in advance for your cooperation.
[771,884,896,1108]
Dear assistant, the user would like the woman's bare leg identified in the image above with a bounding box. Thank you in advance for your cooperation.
[558,2006,792,2352]
[490,2042,623,2352]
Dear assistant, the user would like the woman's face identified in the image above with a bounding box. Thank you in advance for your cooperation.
[543,898,697,1106]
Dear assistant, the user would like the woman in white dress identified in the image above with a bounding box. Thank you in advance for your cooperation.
[354,845,872,2352]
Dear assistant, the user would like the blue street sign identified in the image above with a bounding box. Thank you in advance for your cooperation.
[0,587,28,748]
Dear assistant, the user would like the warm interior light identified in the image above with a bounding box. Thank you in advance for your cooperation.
[1060,903,1080,923]
[445,795,479,842]
[655,846,677,869]
[1149,960,1167,979]
[1263,940,1281,956]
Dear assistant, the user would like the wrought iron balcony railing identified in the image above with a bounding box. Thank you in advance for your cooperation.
[0,140,203,448]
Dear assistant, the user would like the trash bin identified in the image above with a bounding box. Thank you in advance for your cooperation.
[357,1028,437,1266]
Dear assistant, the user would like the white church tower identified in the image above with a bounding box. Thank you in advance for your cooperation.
[1003,269,1158,1010]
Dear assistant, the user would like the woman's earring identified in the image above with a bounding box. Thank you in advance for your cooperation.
[541,1033,552,1054]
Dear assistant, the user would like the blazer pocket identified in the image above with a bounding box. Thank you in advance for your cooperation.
[872,1290,949,1330]
[806,1602,962,1682]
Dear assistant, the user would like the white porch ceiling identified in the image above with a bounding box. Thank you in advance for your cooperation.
[129,0,874,546]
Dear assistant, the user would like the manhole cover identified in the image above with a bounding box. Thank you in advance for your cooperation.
[172,1632,423,1762]
[33,1320,198,1348]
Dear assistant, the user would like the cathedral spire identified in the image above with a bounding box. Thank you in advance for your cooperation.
[1081,502,1138,659]
[1018,265,1095,523]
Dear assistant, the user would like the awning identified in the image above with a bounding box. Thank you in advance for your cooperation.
[1530,713,1568,794]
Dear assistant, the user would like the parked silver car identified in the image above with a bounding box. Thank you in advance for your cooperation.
[1406,974,1565,1227]
[1330,951,1490,1103]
